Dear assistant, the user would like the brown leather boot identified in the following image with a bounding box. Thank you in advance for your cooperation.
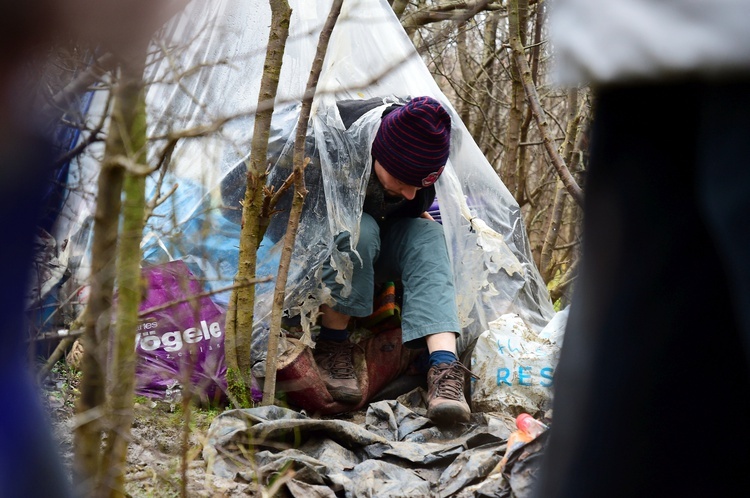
[313,339,363,404]
[427,361,471,425]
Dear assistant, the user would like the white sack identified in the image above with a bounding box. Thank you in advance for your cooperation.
[471,313,560,414]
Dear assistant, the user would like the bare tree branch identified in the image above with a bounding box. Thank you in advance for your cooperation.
[263,0,344,406]
[508,11,583,205]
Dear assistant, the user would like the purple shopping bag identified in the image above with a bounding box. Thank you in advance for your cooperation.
[134,260,228,404]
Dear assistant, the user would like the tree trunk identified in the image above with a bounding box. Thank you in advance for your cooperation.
[539,179,566,281]
[100,77,148,498]
[262,0,343,405]
[469,12,500,149]
[390,0,409,19]
[503,0,528,198]
[516,0,539,205]
[509,0,583,206]
[539,88,579,281]
[225,0,292,408]
[73,79,125,498]
[455,25,473,127]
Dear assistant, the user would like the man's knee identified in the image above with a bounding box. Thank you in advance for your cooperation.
[355,213,381,264]
[396,218,448,258]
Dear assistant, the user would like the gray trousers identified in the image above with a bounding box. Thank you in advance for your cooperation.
[322,213,460,348]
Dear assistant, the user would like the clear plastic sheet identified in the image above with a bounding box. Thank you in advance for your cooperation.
[53,0,555,366]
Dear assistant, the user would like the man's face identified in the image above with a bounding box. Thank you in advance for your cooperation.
[373,160,421,201]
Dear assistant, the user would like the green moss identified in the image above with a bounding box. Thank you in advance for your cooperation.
[226,367,250,408]
[553,298,564,312]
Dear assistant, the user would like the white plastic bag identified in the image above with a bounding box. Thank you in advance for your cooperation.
[471,313,561,414]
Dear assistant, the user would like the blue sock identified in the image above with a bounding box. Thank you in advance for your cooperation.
[429,350,458,367]
[318,325,349,342]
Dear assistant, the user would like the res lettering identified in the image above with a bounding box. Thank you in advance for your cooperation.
[496,366,554,387]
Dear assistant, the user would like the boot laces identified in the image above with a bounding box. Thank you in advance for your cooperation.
[317,341,356,379]
[433,362,476,400]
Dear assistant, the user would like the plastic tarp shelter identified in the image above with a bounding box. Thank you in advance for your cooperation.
[53,0,555,380]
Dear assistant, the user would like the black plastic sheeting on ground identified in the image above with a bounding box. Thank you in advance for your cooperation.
[203,389,548,497]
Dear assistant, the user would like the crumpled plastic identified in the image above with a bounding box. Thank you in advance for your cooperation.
[203,390,548,497]
[27,229,69,311]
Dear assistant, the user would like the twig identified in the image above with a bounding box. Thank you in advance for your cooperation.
[31,277,271,343]
[138,276,272,317]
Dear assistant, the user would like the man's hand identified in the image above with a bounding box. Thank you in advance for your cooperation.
[421,211,435,221]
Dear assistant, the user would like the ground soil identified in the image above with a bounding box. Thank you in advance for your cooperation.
[43,361,366,497]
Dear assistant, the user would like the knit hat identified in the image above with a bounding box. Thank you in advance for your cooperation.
[371,96,451,187]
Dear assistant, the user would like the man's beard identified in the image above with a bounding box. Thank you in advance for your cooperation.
[363,171,406,219]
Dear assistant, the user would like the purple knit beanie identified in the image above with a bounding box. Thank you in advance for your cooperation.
[371,96,451,187]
